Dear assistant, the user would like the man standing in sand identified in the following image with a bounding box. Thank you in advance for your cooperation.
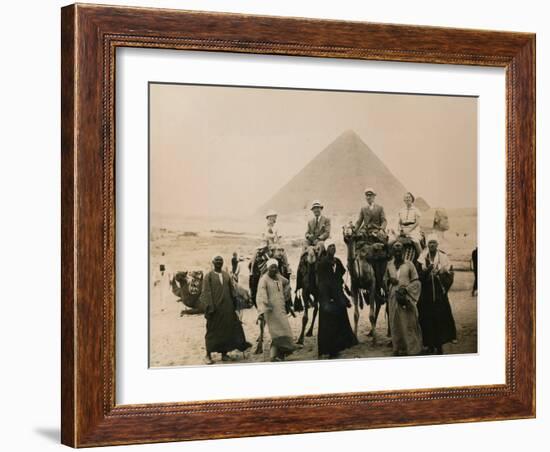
[417,235,457,354]
[200,255,251,365]
[256,259,296,362]
[230,251,241,284]
[305,200,331,247]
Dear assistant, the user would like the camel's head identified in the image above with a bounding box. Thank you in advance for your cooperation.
[342,222,355,243]
[173,271,188,286]
[370,242,388,260]
[305,245,317,264]
[173,271,203,295]
[314,240,326,257]
[188,271,203,295]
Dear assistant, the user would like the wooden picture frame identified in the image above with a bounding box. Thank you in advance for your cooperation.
[61,3,535,447]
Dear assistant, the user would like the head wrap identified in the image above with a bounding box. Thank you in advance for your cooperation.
[324,238,336,249]
[212,254,223,262]
[426,233,439,244]
[266,258,279,269]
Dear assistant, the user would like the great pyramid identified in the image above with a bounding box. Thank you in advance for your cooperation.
[258,130,428,215]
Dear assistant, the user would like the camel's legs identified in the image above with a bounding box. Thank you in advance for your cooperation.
[353,291,360,339]
[297,297,309,344]
[254,316,265,355]
[386,301,391,337]
[373,301,383,325]
[366,294,376,336]
[368,301,383,344]
[305,302,318,337]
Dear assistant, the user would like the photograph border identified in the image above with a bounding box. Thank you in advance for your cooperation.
[146,80,480,370]
[61,4,535,447]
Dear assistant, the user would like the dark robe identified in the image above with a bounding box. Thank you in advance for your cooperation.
[417,253,457,348]
[200,270,251,354]
[316,255,358,356]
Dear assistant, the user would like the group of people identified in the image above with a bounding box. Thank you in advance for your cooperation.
[198,187,457,364]
[387,236,456,356]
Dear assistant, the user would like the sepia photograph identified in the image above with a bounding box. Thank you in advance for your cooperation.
[148,82,478,367]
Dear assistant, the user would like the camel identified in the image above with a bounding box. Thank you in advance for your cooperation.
[234,283,253,310]
[170,271,205,315]
[343,223,388,342]
[295,245,320,344]
[394,234,423,263]
[171,269,252,317]
[248,245,271,308]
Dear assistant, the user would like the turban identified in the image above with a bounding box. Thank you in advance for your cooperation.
[212,254,223,262]
[266,258,279,268]
[324,238,336,248]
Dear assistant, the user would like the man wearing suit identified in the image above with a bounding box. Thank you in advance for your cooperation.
[355,187,387,242]
[305,200,331,246]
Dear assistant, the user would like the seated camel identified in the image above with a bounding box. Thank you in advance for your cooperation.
[171,270,252,316]
[170,271,205,315]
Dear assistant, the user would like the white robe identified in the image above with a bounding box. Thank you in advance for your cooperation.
[256,274,294,350]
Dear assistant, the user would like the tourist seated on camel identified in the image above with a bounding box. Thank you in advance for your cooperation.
[305,200,331,247]
[394,192,423,257]
[354,187,388,244]
[261,209,290,272]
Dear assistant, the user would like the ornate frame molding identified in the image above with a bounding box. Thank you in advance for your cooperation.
[61,4,535,447]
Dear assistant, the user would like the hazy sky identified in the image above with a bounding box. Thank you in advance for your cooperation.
[150,83,477,217]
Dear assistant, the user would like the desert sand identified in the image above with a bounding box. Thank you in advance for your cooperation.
[149,209,477,367]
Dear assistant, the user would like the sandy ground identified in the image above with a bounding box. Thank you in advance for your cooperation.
[150,210,477,367]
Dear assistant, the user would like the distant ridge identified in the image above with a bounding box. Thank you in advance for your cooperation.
[258,130,429,215]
